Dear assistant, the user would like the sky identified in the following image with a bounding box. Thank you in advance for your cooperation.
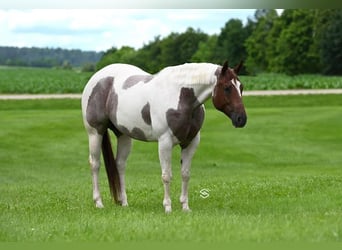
[0,9,260,52]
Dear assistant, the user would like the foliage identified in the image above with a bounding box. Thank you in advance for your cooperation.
[97,28,208,73]
[81,62,96,72]
[96,46,137,70]
[244,9,342,75]
[191,35,218,63]
[315,9,342,75]
[271,10,320,75]
[1,96,342,241]
[244,9,279,74]
[0,46,103,68]
[215,19,250,74]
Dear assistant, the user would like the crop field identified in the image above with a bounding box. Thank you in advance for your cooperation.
[1,66,342,94]
[0,66,92,94]
[1,95,342,242]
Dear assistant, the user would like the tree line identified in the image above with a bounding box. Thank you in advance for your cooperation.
[0,46,103,71]
[98,9,342,75]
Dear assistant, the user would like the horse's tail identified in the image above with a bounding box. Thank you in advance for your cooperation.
[101,130,121,204]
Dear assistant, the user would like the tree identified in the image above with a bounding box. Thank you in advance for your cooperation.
[244,9,279,74]
[191,35,218,63]
[315,9,342,75]
[131,36,163,73]
[96,46,137,70]
[216,19,249,70]
[159,28,208,69]
[273,9,320,75]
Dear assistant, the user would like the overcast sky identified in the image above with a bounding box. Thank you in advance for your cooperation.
[0,9,261,52]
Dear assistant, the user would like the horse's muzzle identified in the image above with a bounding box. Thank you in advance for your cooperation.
[231,112,247,128]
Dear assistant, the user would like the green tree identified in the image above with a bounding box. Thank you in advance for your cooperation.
[273,9,320,75]
[315,9,342,75]
[132,36,163,73]
[159,28,208,69]
[216,19,249,70]
[96,46,137,70]
[191,35,218,63]
[244,9,279,74]
[266,13,287,72]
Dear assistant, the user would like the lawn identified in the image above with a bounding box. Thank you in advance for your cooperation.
[0,95,342,242]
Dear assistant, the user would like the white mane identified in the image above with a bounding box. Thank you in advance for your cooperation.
[158,63,219,86]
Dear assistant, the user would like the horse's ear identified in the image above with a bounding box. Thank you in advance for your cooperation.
[222,61,229,74]
[234,60,243,74]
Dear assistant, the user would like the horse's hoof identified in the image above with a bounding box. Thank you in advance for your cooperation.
[182,207,192,212]
[164,205,172,213]
[95,202,104,208]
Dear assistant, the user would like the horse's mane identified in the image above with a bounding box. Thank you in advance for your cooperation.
[158,63,219,86]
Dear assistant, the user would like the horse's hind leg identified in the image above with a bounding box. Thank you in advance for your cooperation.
[180,132,200,212]
[88,131,104,208]
[116,135,132,206]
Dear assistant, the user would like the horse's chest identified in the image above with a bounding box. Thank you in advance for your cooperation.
[166,104,205,148]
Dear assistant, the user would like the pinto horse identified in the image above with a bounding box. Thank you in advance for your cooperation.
[81,61,247,213]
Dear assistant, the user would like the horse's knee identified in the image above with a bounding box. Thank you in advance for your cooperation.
[181,169,190,182]
[161,173,172,184]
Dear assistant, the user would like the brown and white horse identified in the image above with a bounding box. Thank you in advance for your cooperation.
[81,61,247,213]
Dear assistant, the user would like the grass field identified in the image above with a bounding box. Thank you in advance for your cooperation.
[1,95,342,242]
[1,66,342,94]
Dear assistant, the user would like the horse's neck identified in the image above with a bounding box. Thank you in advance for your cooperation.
[163,63,218,104]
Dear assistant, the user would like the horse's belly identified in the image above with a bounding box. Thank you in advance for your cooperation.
[115,105,157,141]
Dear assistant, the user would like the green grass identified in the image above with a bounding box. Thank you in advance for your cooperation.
[1,66,342,94]
[1,95,342,242]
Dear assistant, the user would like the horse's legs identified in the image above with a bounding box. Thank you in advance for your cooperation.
[88,132,104,208]
[158,135,173,213]
[180,133,200,212]
[116,135,132,207]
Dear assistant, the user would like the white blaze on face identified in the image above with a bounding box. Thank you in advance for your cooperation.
[233,79,242,97]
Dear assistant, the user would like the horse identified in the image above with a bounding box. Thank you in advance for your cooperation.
[81,61,247,213]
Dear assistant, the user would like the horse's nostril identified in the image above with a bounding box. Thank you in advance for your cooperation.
[233,114,246,128]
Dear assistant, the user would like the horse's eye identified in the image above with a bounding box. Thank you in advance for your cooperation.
[224,85,232,94]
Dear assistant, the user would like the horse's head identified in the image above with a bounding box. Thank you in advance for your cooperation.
[212,61,247,128]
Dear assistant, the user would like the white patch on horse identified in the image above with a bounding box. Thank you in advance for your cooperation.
[233,79,242,97]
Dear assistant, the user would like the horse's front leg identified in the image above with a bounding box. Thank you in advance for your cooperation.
[116,135,132,207]
[180,133,200,212]
[158,135,173,213]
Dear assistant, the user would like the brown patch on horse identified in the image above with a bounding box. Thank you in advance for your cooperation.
[166,87,205,148]
[131,127,148,141]
[122,75,153,89]
[86,76,115,134]
[141,102,152,125]
[117,126,148,141]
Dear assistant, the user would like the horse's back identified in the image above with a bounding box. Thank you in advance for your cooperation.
[85,64,148,89]
[81,64,149,116]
